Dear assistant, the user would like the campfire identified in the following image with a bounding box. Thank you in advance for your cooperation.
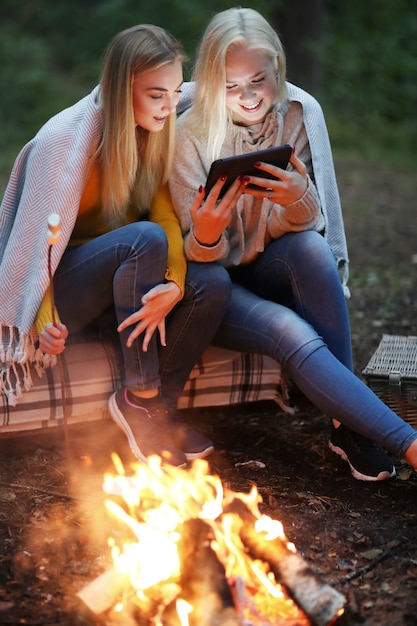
[77,455,345,626]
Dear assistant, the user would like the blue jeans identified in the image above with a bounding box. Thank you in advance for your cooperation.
[214,231,417,458]
[54,222,231,402]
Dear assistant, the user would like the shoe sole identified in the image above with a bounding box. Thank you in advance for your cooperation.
[184,445,214,462]
[328,441,396,482]
[108,393,186,468]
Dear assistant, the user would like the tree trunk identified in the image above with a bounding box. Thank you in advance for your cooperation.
[271,0,325,93]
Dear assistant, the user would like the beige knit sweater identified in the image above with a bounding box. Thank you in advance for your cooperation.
[170,82,349,285]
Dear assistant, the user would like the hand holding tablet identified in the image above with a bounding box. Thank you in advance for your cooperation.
[205,144,293,199]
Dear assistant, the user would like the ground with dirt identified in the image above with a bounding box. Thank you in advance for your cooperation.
[0,157,416,625]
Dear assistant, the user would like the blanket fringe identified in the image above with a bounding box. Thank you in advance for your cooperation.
[0,325,56,406]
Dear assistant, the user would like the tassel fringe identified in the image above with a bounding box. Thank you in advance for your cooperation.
[0,324,54,406]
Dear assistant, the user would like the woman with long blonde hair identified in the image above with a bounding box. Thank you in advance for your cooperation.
[0,24,231,467]
[168,7,417,480]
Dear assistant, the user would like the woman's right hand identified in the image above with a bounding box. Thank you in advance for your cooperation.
[118,281,182,351]
[191,175,247,246]
[39,322,68,355]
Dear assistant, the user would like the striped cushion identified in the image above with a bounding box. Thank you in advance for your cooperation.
[0,340,287,435]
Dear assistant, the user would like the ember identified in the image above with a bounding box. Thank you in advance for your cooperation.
[77,455,345,626]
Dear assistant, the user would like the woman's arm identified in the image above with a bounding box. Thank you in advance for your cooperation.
[169,126,235,262]
[150,182,186,295]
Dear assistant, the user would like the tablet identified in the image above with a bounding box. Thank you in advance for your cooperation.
[205,144,293,198]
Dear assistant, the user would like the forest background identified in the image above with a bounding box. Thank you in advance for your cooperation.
[1,5,417,624]
[0,0,416,184]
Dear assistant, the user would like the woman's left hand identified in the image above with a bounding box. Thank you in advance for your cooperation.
[39,322,69,355]
[244,150,308,205]
[117,281,182,351]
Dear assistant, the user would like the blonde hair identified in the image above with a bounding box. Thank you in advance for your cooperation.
[186,7,287,162]
[98,24,184,227]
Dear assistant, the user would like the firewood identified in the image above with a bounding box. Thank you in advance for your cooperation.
[76,519,239,625]
[162,518,239,626]
[223,498,346,626]
[76,567,129,616]
[76,499,344,625]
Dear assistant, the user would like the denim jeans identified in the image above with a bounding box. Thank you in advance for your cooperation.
[54,222,232,402]
[214,230,417,458]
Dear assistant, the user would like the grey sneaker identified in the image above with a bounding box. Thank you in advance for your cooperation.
[108,388,187,467]
[329,424,396,481]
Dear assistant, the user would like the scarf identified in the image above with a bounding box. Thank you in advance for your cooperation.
[285,83,350,285]
[0,87,102,403]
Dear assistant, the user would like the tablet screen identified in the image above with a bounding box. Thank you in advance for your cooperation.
[205,144,293,198]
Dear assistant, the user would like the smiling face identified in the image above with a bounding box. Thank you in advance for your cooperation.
[225,46,278,126]
[132,58,183,132]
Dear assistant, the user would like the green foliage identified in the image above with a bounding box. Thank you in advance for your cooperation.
[0,0,416,183]
[319,0,417,163]
[0,21,83,173]
[0,0,272,180]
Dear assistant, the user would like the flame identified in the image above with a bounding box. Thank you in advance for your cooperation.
[101,454,310,624]
[176,598,193,626]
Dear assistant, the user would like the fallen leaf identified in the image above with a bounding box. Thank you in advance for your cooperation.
[235,460,266,468]
[361,549,383,560]
[0,491,16,502]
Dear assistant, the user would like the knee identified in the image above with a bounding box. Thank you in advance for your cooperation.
[300,231,334,264]
[126,221,168,254]
[283,231,336,278]
[140,221,167,246]
[213,266,232,306]
[265,305,324,365]
[205,263,232,298]
[186,262,232,305]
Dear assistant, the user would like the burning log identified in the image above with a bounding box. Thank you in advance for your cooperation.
[76,569,182,624]
[76,566,129,617]
[76,519,238,625]
[164,518,239,626]
[223,497,346,626]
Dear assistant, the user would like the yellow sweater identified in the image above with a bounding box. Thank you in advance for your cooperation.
[34,164,186,335]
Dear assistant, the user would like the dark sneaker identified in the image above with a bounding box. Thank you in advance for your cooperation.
[108,388,187,467]
[172,422,214,461]
[329,424,396,481]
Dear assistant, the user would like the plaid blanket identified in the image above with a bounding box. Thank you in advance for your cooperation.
[0,341,290,435]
